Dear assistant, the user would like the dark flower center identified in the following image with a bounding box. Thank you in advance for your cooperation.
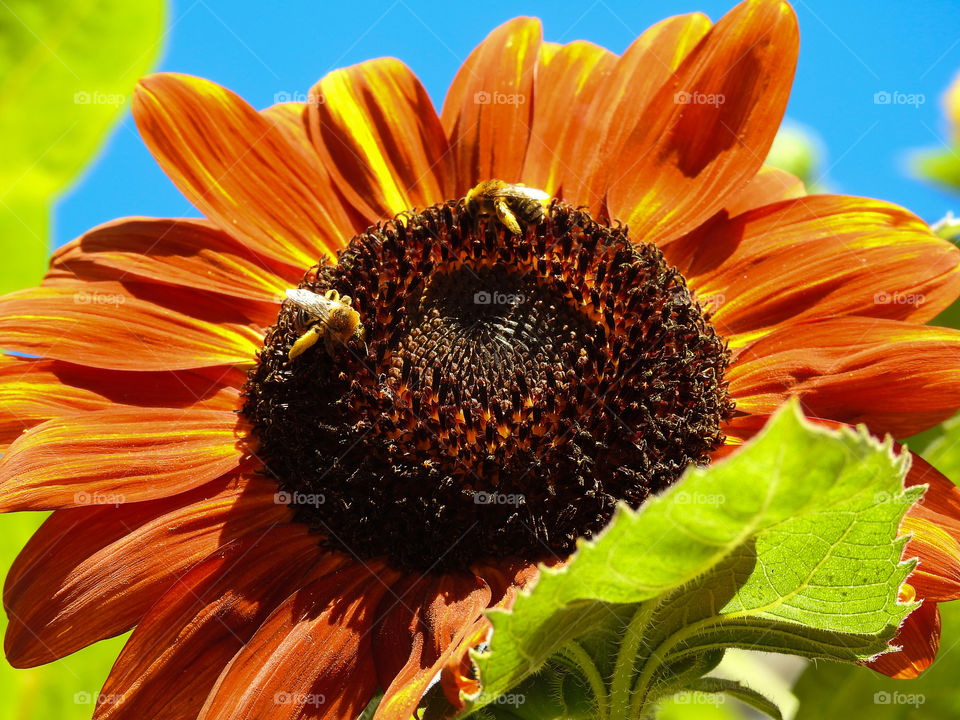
[242,197,733,570]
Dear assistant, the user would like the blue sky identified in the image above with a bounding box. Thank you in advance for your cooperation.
[55,0,960,249]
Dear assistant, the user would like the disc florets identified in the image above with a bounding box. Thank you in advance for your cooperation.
[243,198,733,570]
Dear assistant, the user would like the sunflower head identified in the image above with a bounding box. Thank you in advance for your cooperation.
[243,191,733,570]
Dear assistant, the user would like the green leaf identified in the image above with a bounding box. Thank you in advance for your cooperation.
[463,403,919,720]
[0,0,166,293]
[682,677,782,720]
[792,601,960,719]
[912,148,960,193]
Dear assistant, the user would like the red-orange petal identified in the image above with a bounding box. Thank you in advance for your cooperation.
[0,407,245,511]
[133,73,354,267]
[0,283,262,371]
[677,196,960,340]
[564,13,711,213]
[93,526,329,720]
[440,561,543,708]
[866,599,940,679]
[0,356,241,450]
[199,563,395,720]
[720,165,805,217]
[902,454,960,602]
[3,476,288,667]
[728,318,960,438]
[260,102,314,156]
[441,18,542,195]
[520,40,618,198]
[307,58,454,222]
[374,573,491,720]
[49,218,298,302]
[607,0,799,244]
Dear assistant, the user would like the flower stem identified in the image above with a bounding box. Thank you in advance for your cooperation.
[608,600,657,720]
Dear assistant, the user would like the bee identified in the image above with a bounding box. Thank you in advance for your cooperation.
[285,288,363,360]
[464,179,551,236]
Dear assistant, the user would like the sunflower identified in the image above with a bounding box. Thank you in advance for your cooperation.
[1,0,959,717]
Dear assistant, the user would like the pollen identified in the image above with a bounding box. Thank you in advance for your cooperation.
[242,196,734,570]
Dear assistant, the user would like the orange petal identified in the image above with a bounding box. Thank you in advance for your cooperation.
[441,18,542,195]
[260,102,313,155]
[440,561,543,708]
[727,318,960,438]
[0,355,241,451]
[0,407,246,512]
[0,283,262,371]
[94,526,330,720]
[133,73,354,267]
[902,454,960,602]
[307,58,454,222]
[719,164,805,217]
[564,13,711,212]
[607,0,799,244]
[3,476,288,667]
[199,563,396,720]
[679,196,960,339]
[520,40,618,198]
[374,573,491,720]
[866,600,940,679]
[49,218,298,302]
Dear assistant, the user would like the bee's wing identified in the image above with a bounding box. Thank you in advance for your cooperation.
[498,185,550,202]
[285,288,334,321]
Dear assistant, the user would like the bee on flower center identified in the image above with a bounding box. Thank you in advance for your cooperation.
[285,288,363,360]
[464,179,551,235]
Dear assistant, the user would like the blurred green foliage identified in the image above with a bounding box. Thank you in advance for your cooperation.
[765,123,828,193]
[792,602,960,720]
[0,0,165,293]
[0,0,164,717]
